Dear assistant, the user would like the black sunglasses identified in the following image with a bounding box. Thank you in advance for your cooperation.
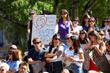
[34,41,41,44]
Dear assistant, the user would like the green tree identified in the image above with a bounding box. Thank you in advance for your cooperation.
[0,0,110,51]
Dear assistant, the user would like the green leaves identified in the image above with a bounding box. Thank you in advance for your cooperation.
[0,0,110,50]
[32,1,53,14]
[0,0,54,50]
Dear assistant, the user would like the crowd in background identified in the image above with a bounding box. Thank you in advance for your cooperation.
[0,9,110,73]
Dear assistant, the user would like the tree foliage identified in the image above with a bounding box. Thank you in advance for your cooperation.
[0,0,110,50]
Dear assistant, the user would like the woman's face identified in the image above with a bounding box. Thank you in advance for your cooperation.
[84,18,89,22]
[66,37,73,47]
[80,33,86,40]
[88,21,95,27]
[73,20,79,26]
[19,65,27,73]
[84,18,89,26]
[61,12,68,19]
[53,37,60,46]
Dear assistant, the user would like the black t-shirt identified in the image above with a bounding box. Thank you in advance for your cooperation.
[28,47,45,61]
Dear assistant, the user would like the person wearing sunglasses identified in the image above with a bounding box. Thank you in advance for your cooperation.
[27,38,46,73]
[45,34,64,73]
[88,17,99,33]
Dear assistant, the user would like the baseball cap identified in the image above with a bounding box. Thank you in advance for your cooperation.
[10,45,17,49]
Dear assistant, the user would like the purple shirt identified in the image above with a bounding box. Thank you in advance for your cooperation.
[58,19,72,40]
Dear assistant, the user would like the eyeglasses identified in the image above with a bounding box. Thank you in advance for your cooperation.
[34,41,41,44]
[54,38,60,40]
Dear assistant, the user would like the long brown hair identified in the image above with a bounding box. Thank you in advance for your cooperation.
[70,36,80,54]
[8,50,22,61]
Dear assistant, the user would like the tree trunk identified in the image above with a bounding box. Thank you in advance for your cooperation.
[53,0,59,14]
[72,0,78,19]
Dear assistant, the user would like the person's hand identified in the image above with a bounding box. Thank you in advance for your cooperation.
[27,29,30,34]
[90,45,99,50]
[66,57,74,62]
[28,58,35,64]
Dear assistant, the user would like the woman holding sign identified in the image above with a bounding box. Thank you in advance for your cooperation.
[58,9,72,44]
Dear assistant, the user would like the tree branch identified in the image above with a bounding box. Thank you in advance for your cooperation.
[84,0,98,15]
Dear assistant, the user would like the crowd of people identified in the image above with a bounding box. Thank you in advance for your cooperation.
[0,9,110,73]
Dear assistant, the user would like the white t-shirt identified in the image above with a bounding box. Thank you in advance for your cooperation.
[72,25,82,34]
[71,25,82,38]
[64,48,84,67]
[73,48,84,67]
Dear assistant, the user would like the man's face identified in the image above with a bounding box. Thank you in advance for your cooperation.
[33,39,42,49]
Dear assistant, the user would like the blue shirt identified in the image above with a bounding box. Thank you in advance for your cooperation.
[64,48,75,56]
[7,61,21,72]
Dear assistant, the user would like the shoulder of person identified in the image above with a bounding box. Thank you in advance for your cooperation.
[14,61,21,64]
[41,48,47,53]
[78,48,83,53]
[58,44,64,51]
[28,46,35,52]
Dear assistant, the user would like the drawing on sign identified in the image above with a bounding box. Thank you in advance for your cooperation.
[32,15,56,45]
[39,28,53,43]
[33,16,47,30]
